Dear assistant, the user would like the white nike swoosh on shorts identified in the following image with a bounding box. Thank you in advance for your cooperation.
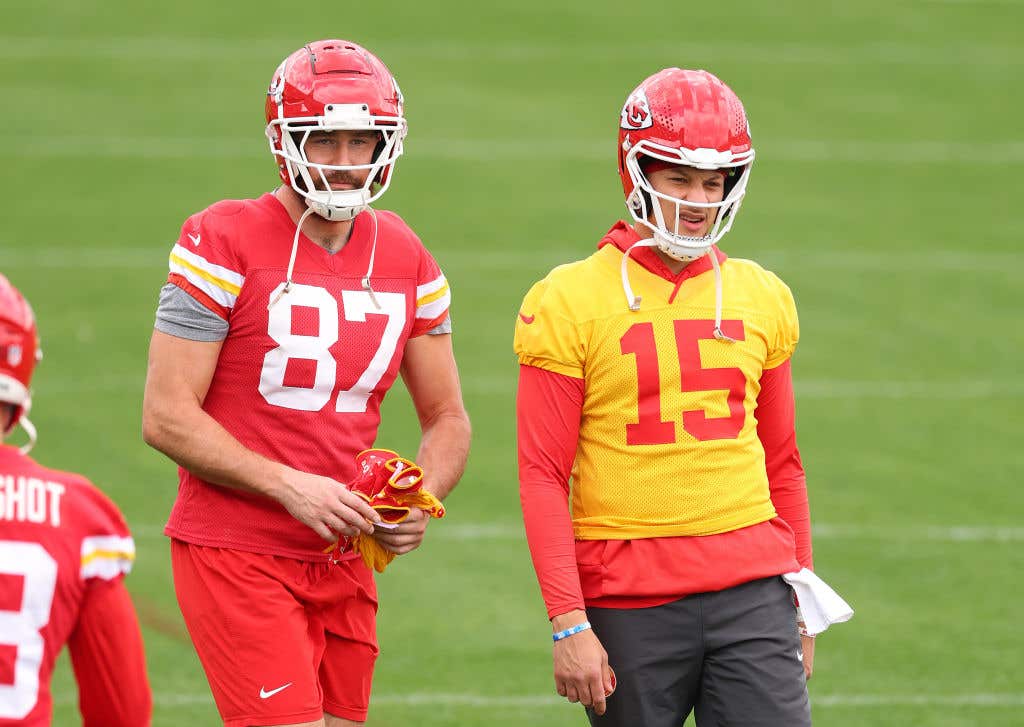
[260,682,293,699]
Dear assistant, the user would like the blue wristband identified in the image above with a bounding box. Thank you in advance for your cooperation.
[552,621,592,642]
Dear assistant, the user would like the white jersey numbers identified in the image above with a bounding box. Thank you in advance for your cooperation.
[336,290,406,413]
[260,284,339,411]
[0,541,57,720]
[259,283,406,413]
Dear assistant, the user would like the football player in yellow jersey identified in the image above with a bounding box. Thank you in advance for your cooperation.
[515,69,825,726]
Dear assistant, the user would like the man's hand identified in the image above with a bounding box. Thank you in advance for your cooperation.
[800,633,815,681]
[551,610,615,716]
[277,468,381,542]
[372,507,430,554]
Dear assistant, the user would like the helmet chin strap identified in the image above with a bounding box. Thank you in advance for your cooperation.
[309,200,364,222]
[17,415,37,454]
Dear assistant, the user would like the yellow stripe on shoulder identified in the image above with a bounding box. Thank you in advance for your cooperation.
[81,549,136,567]
[416,282,450,307]
[169,252,242,296]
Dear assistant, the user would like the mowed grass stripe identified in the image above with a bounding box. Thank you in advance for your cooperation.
[1,36,1019,66]
[3,248,1022,272]
[48,691,1024,709]
[127,523,1024,542]
[8,137,1024,163]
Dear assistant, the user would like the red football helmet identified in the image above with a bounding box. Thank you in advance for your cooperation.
[0,274,41,443]
[265,39,407,221]
[617,68,754,260]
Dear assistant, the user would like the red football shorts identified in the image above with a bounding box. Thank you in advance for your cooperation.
[171,540,379,726]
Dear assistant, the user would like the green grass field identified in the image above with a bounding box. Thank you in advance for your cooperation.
[2,1,1022,724]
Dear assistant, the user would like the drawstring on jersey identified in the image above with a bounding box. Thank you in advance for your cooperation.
[620,238,659,311]
[620,239,734,344]
[268,205,383,312]
[708,251,734,343]
[268,205,316,310]
[362,207,381,311]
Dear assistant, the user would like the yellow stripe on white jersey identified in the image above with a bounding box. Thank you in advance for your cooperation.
[80,534,135,580]
[169,244,245,308]
[416,275,450,320]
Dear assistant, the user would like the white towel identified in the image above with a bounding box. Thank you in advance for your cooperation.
[781,568,854,636]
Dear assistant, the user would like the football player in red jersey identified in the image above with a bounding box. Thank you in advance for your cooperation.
[0,274,151,727]
[142,40,471,727]
[514,69,839,726]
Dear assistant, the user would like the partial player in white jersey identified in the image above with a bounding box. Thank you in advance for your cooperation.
[0,273,151,727]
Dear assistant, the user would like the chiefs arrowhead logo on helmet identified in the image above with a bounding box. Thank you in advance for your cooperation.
[620,89,653,130]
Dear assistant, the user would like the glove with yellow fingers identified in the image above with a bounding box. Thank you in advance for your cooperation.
[324,449,445,573]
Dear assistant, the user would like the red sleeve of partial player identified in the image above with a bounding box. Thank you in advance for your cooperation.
[517,364,587,619]
[67,577,152,727]
[755,360,813,570]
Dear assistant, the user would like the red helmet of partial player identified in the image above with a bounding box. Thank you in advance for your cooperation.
[0,274,41,435]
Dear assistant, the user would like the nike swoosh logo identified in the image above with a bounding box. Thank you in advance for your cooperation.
[796,651,804,662]
[519,313,535,324]
[187,233,201,246]
[259,682,293,699]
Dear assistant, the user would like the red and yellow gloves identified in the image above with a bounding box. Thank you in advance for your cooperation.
[324,449,445,572]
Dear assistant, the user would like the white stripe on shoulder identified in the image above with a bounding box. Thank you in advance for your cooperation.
[416,274,448,299]
[169,258,240,308]
[417,292,451,321]
[170,244,244,287]
[80,534,136,580]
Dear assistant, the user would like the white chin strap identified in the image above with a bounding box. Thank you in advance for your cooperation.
[619,239,734,343]
[305,189,370,222]
[17,415,37,454]
[652,228,711,262]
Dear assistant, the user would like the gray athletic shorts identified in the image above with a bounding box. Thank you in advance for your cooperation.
[586,576,811,727]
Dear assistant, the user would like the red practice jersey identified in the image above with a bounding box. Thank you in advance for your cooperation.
[0,445,150,727]
[162,193,451,560]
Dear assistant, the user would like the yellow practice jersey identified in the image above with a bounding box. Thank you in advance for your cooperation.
[514,242,799,540]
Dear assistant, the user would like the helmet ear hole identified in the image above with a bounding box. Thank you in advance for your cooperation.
[628,189,651,217]
[722,166,743,198]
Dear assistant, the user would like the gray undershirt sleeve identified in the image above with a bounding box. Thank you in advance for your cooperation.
[154,284,229,341]
[427,315,452,335]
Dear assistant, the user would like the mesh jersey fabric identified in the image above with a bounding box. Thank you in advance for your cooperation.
[514,222,799,541]
[160,193,451,560]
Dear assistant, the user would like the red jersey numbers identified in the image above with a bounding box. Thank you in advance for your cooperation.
[619,319,746,445]
[0,541,57,721]
[258,283,406,413]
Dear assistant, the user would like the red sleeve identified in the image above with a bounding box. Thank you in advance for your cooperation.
[755,360,813,570]
[410,245,450,336]
[68,577,152,727]
[517,363,586,619]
